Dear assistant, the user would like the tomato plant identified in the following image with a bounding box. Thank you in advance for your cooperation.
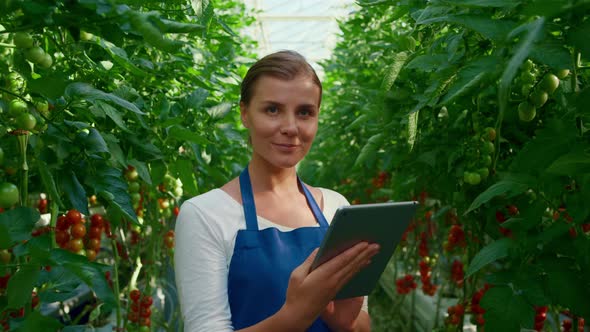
[301,0,590,331]
[0,0,256,330]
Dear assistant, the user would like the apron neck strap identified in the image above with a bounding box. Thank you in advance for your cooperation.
[239,167,329,231]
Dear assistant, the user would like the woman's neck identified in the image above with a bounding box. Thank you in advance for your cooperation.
[248,156,301,196]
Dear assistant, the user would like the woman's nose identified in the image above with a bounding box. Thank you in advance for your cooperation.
[279,113,298,136]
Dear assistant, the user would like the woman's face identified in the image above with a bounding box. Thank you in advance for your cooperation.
[240,74,321,170]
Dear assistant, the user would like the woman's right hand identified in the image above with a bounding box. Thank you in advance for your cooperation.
[279,242,380,330]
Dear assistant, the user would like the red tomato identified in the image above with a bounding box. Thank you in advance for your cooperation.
[66,209,83,224]
[71,223,87,239]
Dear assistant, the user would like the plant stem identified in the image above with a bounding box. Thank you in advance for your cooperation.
[16,133,29,207]
[49,201,58,248]
[110,238,122,330]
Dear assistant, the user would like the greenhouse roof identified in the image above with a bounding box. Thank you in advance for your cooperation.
[243,0,358,78]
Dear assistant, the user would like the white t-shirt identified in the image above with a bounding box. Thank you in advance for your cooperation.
[174,187,368,331]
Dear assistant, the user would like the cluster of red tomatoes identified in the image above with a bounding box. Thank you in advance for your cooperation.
[450,260,464,287]
[55,209,106,261]
[127,289,153,331]
[418,260,437,296]
[395,274,417,295]
[443,224,466,252]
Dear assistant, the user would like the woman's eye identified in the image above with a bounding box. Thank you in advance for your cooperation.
[298,109,313,117]
[266,106,278,114]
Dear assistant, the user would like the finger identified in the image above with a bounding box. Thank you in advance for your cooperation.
[330,244,379,284]
[297,248,319,274]
[317,242,370,273]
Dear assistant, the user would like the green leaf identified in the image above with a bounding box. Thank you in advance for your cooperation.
[186,88,209,109]
[167,125,209,145]
[347,114,371,130]
[466,238,512,277]
[90,164,137,223]
[83,128,110,159]
[447,15,517,41]
[443,0,522,7]
[156,19,205,33]
[440,56,501,105]
[541,257,590,318]
[7,264,40,309]
[481,285,535,331]
[97,39,145,77]
[149,160,168,186]
[567,19,590,60]
[171,158,198,197]
[65,82,144,115]
[0,207,40,249]
[60,170,89,216]
[27,73,69,99]
[381,52,407,92]
[530,37,572,70]
[354,133,384,168]
[546,151,590,176]
[511,119,577,172]
[50,249,116,308]
[405,54,448,71]
[37,160,64,208]
[16,310,62,332]
[93,101,130,132]
[191,0,210,18]
[466,176,533,213]
[207,102,233,120]
[128,159,152,185]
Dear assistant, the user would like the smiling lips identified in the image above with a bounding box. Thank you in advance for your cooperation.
[273,143,299,151]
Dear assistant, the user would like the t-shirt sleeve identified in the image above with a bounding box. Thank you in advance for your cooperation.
[174,199,234,332]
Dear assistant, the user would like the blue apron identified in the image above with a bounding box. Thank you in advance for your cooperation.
[227,167,332,331]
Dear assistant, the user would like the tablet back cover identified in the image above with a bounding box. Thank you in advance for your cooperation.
[313,201,418,299]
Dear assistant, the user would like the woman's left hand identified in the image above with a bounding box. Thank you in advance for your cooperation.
[320,297,369,332]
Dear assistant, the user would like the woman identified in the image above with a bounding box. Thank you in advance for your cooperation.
[175,50,379,331]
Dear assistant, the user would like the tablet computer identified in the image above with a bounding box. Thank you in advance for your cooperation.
[311,201,418,299]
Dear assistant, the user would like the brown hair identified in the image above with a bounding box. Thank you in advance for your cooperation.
[240,50,322,106]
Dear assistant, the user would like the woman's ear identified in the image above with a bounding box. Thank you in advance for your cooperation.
[240,102,249,128]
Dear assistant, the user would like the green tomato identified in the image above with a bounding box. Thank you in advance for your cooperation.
[464,172,481,185]
[518,102,536,122]
[8,99,27,117]
[16,112,37,130]
[482,141,495,154]
[131,192,141,204]
[529,89,548,108]
[13,32,34,48]
[483,155,492,167]
[128,181,140,193]
[477,168,489,180]
[0,182,19,208]
[34,100,49,114]
[25,46,45,64]
[37,53,53,69]
[541,74,559,94]
[556,69,569,79]
[482,127,496,141]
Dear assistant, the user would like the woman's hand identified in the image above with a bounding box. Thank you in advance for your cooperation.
[321,297,366,332]
[279,242,379,330]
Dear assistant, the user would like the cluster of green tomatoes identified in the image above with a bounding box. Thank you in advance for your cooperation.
[463,127,496,185]
[517,59,569,122]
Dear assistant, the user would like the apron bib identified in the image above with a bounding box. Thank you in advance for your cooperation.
[227,167,332,331]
